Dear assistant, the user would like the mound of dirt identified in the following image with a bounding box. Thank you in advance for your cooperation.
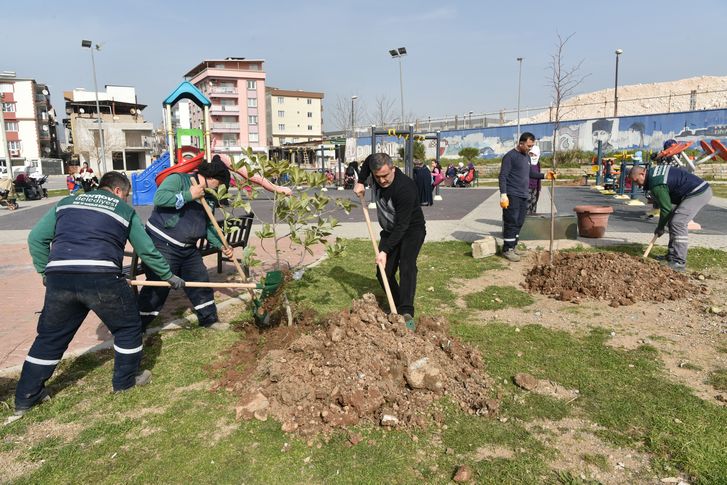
[228,294,497,435]
[525,252,699,306]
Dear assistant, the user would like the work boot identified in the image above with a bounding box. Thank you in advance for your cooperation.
[135,369,152,387]
[403,313,416,332]
[502,249,521,262]
[14,392,51,417]
[667,262,686,273]
[203,321,231,331]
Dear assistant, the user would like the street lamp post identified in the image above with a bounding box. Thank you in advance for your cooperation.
[389,47,407,127]
[351,95,358,137]
[468,111,473,129]
[516,57,523,140]
[614,49,623,117]
[81,39,107,173]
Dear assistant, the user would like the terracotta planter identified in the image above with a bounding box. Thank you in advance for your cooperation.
[573,205,614,238]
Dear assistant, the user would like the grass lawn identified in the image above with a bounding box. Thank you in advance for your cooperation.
[1,241,726,484]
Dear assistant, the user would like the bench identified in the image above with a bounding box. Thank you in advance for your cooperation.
[124,212,255,289]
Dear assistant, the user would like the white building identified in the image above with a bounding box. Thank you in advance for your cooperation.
[63,86,154,173]
[0,72,61,165]
[265,87,324,147]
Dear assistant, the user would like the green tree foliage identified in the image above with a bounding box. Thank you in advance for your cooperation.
[458,147,479,162]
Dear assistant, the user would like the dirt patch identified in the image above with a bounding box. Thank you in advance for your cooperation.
[472,445,515,461]
[221,294,497,435]
[525,252,701,307]
[526,417,657,484]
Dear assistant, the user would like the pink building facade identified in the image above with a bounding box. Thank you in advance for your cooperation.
[184,58,267,157]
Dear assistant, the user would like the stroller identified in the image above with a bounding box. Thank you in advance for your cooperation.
[0,177,19,210]
[14,173,48,200]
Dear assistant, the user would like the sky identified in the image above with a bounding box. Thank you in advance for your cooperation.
[4,0,727,131]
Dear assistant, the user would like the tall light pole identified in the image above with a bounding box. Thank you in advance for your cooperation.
[516,57,523,139]
[81,39,107,173]
[389,47,407,127]
[614,48,623,118]
[351,95,358,137]
[468,111,473,129]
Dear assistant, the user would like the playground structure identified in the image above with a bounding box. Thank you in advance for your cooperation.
[590,138,727,210]
[131,82,211,205]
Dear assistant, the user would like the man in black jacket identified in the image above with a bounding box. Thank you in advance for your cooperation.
[354,153,426,322]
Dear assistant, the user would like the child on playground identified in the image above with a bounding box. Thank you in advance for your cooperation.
[66,173,80,195]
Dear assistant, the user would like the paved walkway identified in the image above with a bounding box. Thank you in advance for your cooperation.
[1,185,726,375]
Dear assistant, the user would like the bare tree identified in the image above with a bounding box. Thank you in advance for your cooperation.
[547,32,587,263]
[330,95,369,137]
[330,95,353,135]
[370,95,396,127]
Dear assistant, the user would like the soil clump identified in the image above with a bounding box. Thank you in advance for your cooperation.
[525,252,701,306]
[226,294,497,435]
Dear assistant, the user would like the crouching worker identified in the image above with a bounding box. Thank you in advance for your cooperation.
[629,165,712,272]
[137,155,233,331]
[15,172,184,416]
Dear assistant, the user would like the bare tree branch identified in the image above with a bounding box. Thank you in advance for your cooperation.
[547,32,588,262]
[369,95,396,127]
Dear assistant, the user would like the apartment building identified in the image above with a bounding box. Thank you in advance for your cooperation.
[0,71,61,164]
[265,87,324,147]
[63,85,154,173]
[183,58,267,157]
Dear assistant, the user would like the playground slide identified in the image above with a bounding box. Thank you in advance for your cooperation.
[155,152,205,186]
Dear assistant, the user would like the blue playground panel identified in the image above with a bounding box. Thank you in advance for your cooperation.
[132,152,170,206]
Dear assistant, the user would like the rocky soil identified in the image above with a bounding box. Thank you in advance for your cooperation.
[220,294,497,435]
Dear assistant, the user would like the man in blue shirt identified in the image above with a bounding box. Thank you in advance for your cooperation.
[498,132,554,261]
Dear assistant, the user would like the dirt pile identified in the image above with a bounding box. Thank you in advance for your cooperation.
[525,252,700,306]
[229,294,496,435]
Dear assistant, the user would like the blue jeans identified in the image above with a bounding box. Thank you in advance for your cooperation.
[15,273,143,410]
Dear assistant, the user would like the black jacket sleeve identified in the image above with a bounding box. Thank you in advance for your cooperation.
[379,179,418,253]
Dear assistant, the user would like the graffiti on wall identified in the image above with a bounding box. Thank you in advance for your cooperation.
[346,108,727,161]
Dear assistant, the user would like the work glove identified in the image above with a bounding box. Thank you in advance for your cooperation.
[545,170,557,181]
[500,194,509,209]
[167,274,185,290]
[654,227,665,238]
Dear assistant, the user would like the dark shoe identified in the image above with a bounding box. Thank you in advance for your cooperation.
[502,249,521,262]
[14,392,51,417]
[667,262,686,273]
[654,255,671,262]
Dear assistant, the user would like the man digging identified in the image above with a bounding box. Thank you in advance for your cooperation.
[15,172,184,416]
[354,153,426,326]
[629,165,712,272]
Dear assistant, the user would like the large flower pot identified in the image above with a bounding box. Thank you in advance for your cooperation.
[573,205,614,238]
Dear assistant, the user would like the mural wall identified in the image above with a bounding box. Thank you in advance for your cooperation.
[347,108,727,161]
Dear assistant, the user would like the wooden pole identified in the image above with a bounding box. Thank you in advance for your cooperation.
[643,234,658,258]
[190,177,247,281]
[129,280,258,288]
[358,193,398,314]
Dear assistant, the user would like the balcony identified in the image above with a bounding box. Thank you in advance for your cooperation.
[208,86,238,96]
[210,105,240,114]
[210,122,240,133]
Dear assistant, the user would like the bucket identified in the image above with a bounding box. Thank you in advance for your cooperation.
[573,205,614,238]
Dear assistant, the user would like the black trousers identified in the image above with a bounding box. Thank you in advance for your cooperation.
[502,195,528,251]
[16,273,143,409]
[138,237,217,329]
[377,226,426,316]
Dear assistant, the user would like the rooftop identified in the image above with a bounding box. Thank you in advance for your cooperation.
[184,58,266,79]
